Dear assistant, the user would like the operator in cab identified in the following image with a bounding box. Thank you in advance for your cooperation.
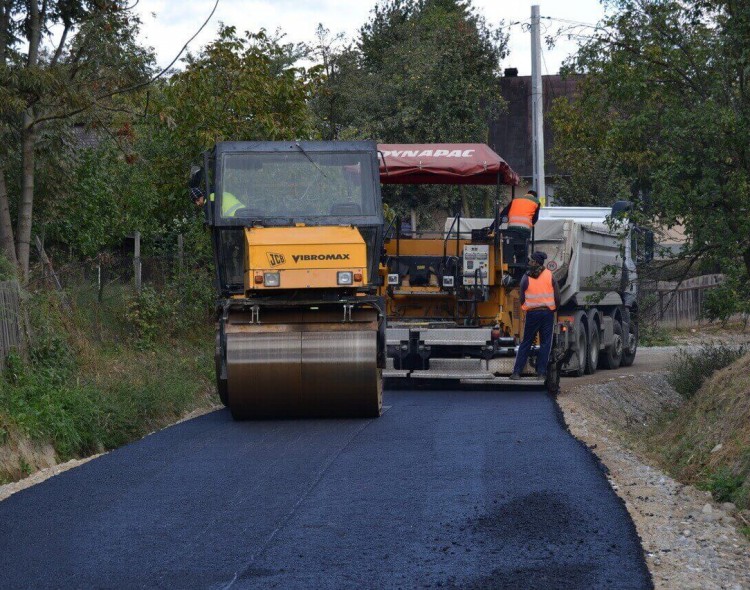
[190,187,244,216]
[510,251,560,381]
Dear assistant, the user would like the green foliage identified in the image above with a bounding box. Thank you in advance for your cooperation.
[639,323,675,347]
[0,1,155,274]
[702,467,745,504]
[125,286,169,345]
[139,25,318,230]
[702,277,750,324]
[0,253,15,280]
[549,1,750,297]
[45,144,160,257]
[667,343,747,398]
[0,285,213,468]
[310,0,508,218]
[0,340,212,460]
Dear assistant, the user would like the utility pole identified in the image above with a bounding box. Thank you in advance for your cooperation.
[531,4,546,205]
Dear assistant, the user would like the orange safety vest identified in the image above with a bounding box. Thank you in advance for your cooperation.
[507,194,540,230]
[522,268,556,311]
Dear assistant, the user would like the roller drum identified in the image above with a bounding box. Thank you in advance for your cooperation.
[225,321,382,419]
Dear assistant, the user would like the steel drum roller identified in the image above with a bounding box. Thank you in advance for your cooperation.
[226,322,382,418]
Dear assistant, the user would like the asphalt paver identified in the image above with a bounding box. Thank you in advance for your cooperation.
[0,389,652,589]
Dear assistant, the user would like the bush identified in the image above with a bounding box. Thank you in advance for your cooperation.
[702,277,750,324]
[125,286,176,345]
[667,343,747,398]
[704,467,745,503]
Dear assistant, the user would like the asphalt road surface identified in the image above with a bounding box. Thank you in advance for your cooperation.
[0,389,652,589]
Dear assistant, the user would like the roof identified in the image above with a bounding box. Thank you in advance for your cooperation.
[378,143,520,186]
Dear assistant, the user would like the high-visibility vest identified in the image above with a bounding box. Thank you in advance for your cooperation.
[209,191,243,217]
[522,268,556,311]
[507,194,540,230]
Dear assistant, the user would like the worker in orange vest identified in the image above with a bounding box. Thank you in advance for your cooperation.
[498,190,541,272]
[500,189,541,234]
[510,251,560,380]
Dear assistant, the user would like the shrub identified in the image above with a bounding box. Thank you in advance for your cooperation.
[702,277,750,324]
[704,467,745,503]
[125,286,177,345]
[667,343,747,398]
[639,322,675,347]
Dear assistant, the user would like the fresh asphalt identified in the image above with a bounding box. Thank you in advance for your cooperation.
[0,389,652,590]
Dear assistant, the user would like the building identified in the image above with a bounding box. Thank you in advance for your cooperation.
[489,69,580,204]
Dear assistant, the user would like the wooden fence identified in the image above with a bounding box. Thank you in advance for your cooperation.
[0,280,24,369]
[643,274,727,327]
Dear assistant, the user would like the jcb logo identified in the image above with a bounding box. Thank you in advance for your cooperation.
[267,252,286,266]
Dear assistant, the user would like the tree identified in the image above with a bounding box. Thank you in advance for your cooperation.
[549,0,750,289]
[0,1,153,277]
[311,0,508,219]
[142,25,318,227]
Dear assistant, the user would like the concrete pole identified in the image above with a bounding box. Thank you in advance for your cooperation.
[531,5,546,205]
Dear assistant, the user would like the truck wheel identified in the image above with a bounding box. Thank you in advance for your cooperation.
[599,320,623,370]
[621,320,638,367]
[585,324,599,375]
[569,321,587,377]
[546,362,561,396]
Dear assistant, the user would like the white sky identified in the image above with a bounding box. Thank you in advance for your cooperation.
[134,0,606,75]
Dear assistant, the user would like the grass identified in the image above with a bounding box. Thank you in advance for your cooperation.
[640,350,750,529]
[667,343,747,398]
[0,278,217,484]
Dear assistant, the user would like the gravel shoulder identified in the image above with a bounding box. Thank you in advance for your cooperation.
[559,347,750,590]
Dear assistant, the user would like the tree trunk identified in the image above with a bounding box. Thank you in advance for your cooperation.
[16,111,36,279]
[0,166,16,264]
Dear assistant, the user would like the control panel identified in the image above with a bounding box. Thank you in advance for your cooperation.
[463,244,489,286]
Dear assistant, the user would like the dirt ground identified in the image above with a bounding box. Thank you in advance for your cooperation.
[559,343,750,590]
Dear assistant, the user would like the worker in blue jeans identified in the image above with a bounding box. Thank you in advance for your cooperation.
[510,251,561,380]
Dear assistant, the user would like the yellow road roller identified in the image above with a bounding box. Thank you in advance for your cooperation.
[192,141,386,419]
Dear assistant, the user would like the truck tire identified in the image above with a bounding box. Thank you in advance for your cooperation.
[599,320,623,370]
[621,319,638,367]
[585,323,599,375]
[546,362,561,396]
[569,320,587,377]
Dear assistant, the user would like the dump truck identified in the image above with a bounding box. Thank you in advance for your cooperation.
[378,144,640,393]
[192,141,386,419]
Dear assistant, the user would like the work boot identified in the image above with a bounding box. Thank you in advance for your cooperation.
[509,373,521,380]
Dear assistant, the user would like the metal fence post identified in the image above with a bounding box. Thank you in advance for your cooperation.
[134,231,142,292]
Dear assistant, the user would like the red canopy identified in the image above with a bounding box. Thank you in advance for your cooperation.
[378,143,519,186]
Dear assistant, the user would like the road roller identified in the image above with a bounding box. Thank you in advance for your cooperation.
[192,141,386,419]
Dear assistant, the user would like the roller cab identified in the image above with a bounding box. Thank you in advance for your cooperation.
[196,141,386,419]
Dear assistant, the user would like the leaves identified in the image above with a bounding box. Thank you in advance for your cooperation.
[310,0,509,218]
[550,0,750,289]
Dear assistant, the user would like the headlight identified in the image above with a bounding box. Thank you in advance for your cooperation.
[337,271,353,285]
[442,276,455,287]
[264,272,280,287]
[388,273,399,285]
